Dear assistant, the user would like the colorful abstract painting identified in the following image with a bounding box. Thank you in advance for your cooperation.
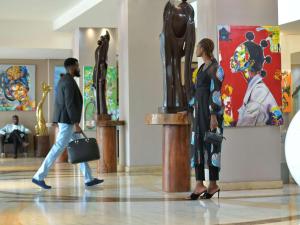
[282,71,292,113]
[0,65,35,111]
[83,65,119,131]
[83,66,96,131]
[53,66,66,100]
[218,25,283,127]
[106,66,119,120]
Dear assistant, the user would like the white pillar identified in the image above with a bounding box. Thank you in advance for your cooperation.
[197,0,217,58]
[118,0,166,169]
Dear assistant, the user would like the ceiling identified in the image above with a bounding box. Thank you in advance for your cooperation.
[0,0,83,21]
[280,20,300,35]
[55,0,119,31]
[0,0,119,30]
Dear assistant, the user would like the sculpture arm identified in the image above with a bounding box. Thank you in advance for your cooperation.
[92,66,97,88]
[183,23,195,103]
[93,48,100,88]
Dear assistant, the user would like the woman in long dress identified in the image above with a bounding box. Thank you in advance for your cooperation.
[187,38,224,200]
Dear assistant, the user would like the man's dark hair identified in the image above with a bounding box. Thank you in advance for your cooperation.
[12,115,19,119]
[64,58,78,69]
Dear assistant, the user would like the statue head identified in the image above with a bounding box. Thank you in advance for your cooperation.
[42,82,52,94]
[230,32,271,81]
[97,31,110,46]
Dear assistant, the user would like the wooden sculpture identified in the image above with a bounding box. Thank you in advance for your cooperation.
[35,82,52,136]
[93,31,110,118]
[160,0,195,113]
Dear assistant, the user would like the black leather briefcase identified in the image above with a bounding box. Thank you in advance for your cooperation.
[67,132,100,164]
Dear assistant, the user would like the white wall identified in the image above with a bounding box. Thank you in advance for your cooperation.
[217,0,278,26]
[119,0,164,167]
[278,0,300,25]
[79,28,118,67]
[281,34,300,71]
[0,20,72,53]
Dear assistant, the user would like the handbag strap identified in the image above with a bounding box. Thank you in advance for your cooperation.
[74,131,88,139]
[81,131,88,139]
[213,127,226,141]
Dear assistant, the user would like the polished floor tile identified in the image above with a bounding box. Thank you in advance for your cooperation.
[0,158,299,225]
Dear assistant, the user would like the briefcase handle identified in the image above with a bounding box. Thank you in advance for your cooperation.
[210,127,226,141]
[74,131,88,139]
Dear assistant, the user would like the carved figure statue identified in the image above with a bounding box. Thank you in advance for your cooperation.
[93,31,110,117]
[160,0,195,113]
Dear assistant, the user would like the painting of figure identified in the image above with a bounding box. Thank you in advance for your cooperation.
[218,25,283,127]
[0,65,35,111]
[83,65,119,130]
[53,66,66,100]
[106,66,119,120]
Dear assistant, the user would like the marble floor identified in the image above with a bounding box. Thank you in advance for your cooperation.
[0,158,299,225]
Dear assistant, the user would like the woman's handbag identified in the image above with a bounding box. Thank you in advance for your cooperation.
[67,132,100,164]
[204,128,226,145]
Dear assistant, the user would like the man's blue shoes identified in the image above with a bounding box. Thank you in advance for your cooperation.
[85,178,104,187]
[32,178,103,188]
[32,178,52,189]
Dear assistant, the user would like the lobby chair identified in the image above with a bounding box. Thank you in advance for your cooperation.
[0,134,29,158]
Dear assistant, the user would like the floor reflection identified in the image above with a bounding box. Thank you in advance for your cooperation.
[0,159,299,225]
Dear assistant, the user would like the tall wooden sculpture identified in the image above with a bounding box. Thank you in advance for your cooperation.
[93,31,111,119]
[160,0,195,113]
[145,0,195,192]
[93,31,125,173]
[34,82,51,157]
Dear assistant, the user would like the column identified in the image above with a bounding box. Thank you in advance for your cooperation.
[118,0,166,169]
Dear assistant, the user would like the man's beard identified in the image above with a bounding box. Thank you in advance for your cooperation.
[74,70,81,77]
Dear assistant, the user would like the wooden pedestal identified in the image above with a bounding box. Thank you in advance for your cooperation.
[145,113,191,192]
[96,120,125,173]
[34,135,50,157]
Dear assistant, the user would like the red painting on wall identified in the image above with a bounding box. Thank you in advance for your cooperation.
[218,25,283,127]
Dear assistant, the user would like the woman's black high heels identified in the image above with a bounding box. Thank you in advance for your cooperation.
[186,190,207,200]
[201,189,220,199]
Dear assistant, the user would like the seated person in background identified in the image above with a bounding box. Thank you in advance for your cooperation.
[0,115,30,158]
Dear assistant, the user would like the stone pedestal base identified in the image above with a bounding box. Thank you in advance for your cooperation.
[145,113,191,192]
[96,120,125,173]
[34,135,50,157]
